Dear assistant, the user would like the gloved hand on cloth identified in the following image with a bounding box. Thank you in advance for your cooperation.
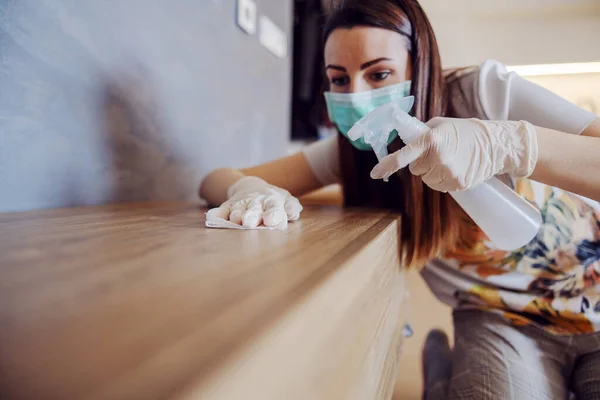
[206,176,303,230]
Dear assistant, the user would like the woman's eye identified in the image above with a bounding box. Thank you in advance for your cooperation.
[330,76,349,87]
[371,71,391,81]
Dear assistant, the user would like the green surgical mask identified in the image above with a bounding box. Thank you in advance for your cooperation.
[324,81,412,151]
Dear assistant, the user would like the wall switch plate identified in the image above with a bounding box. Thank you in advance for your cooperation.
[237,0,257,35]
[259,16,287,58]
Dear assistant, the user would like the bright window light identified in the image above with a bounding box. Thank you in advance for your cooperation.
[506,62,600,77]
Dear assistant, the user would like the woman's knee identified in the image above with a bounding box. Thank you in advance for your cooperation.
[572,350,600,400]
[447,310,568,399]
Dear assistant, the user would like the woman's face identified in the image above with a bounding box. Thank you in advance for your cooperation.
[324,26,412,94]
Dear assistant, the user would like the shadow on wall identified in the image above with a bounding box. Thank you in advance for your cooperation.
[100,70,189,203]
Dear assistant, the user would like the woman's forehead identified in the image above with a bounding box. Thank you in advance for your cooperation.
[324,26,410,66]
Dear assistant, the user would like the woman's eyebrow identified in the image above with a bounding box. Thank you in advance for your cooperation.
[360,57,393,70]
[325,58,393,72]
[325,64,346,72]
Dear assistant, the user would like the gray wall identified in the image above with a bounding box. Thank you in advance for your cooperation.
[0,0,292,212]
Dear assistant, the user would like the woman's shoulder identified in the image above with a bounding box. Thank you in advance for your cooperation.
[446,60,596,133]
[444,63,484,119]
[445,60,513,120]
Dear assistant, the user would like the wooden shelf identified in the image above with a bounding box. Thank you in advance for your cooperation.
[0,203,406,400]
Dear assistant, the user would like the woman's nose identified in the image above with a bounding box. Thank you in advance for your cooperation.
[348,79,370,94]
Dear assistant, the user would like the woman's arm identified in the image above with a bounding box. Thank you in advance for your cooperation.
[475,61,600,199]
[531,118,600,201]
[199,152,324,206]
[370,117,600,201]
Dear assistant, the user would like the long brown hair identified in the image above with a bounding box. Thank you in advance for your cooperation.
[323,0,461,268]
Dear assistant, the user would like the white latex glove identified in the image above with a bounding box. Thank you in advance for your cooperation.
[370,118,538,192]
[206,176,302,229]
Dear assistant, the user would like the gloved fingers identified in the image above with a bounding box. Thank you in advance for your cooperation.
[421,167,446,188]
[426,175,461,193]
[381,169,395,182]
[425,116,449,129]
[263,207,286,227]
[210,201,233,220]
[241,196,264,228]
[284,196,303,221]
[425,181,449,193]
[229,198,251,225]
[241,209,263,228]
[370,142,426,180]
[408,150,434,177]
[263,195,287,226]
[370,153,397,180]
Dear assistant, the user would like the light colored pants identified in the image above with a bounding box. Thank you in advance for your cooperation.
[427,310,600,400]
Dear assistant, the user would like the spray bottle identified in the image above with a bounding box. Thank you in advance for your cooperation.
[348,97,542,251]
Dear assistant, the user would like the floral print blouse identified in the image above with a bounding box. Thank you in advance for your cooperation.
[423,177,600,335]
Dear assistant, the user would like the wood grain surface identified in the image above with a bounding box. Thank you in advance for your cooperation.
[0,202,406,400]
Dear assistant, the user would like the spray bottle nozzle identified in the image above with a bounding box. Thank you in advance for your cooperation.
[347,96,415,181]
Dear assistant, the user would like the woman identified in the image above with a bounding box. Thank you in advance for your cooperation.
[200,0,600,398]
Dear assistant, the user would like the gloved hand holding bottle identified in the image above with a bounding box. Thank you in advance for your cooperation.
[348,99,542,250]
[206,176,303,229]
[370,117,539,192]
